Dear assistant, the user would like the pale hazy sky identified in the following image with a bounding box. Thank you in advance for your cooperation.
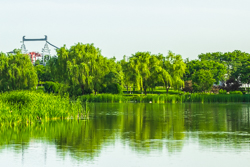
[1,0,250,60]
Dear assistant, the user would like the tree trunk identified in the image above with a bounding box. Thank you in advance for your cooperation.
[144,87,147,95]
[248,82,249,94]
[166,87,169,94]
[81,85,85,95]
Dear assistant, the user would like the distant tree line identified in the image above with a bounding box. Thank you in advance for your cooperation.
[1,44,250,96]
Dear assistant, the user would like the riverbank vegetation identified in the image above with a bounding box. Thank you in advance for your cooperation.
[1,43,250,103]
[0,91,87,126]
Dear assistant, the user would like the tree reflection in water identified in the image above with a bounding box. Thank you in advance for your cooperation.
[0,103,250,161]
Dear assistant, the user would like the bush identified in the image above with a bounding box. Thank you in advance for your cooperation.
[44,81,69,96]
[219,89,227,94]
[229,91,243,95]
[101,83,123,94]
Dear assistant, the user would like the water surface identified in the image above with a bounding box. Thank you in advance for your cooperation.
[0,103,250,167]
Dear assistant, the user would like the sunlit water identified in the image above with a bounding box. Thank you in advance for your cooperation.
[1,103,250,167]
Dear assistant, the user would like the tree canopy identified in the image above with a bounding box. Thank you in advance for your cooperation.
[2,44,250,95]
[0,51,37,91]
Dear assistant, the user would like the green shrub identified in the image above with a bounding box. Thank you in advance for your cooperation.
[44,81,69,96]
[219,89,227,94]
[101,83,123,94]
[229,91,243,95]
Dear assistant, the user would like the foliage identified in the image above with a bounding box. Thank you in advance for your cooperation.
[44,81,69,96]
[121,51,185,95]
[128,94,250,103]
[3,45,250,97]
[184,59,226,84]
[211,86,220,94]
[198,50,250,91]
[162,51,186,93]
[229,91,243,95]
[219,89,227,94]
[101,83,123,94]
[47,43,123,96]
[0,51,38,92]
[80,94,127,103]
[0,91,86,125]
[127,52,160,95]
[198,50,250,80]
[34,59,41,66]
[223,78,242,91]
[35,65,45,83]
[183,80,193,93]
[192,69,215,92]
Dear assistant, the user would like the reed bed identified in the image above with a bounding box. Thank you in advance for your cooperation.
[79,93,250,103]
[131,94,183,103]
[79,94,129,103]
[0,91,87,126]
[130,94,250,103]
[183,94,250,103]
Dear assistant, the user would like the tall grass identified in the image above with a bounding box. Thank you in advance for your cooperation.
[131,94,183,103]
[79,94,129,103]
[79,93,250,103]
[130,94,250,103]
[183,94,250,103]
[0,91,87,126]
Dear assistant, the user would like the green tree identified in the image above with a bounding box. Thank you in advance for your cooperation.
[0,51,38,91]
[52,43,123,96]
[35,65,45,84]
[147,54,164,92]
[34,59,41,66]
[128,52,163,95]
[101,57,123,94]
[198,50,249,84]
[239,56,250,93]
[119,56,134,93]
[185,59,226,84]
[56,43,96,95]
[162,51,186,94]
[128,52,151,95]
[192,69,215,92]
[45,56,58,81]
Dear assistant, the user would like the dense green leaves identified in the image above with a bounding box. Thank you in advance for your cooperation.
[162,51,186,93]
[0,52,37,91]
[185,59,226,84]
[120,51,186,95]
[192,69,215,92]
[2,44,250,95]
[47,43,123,96]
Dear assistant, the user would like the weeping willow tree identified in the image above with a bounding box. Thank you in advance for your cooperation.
[124,51,185,95]
[56,43,98,95]
[55,43,123,95]
[128,52,155,95]
[0,51,38,91]
[162,51,186,94]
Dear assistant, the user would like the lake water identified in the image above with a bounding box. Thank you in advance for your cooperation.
[1,103,250,167]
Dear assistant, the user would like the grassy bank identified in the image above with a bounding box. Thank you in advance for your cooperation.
[0,91,87,126]
[80,93,250,103]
